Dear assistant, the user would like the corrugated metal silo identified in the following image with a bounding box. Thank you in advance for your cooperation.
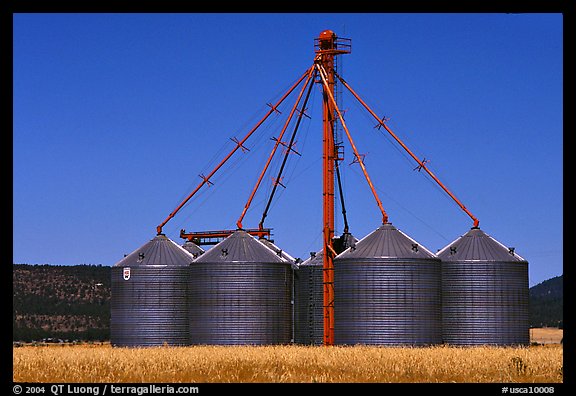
[188,230,293,345]
[294,233,356,345]
[111,234,195,347]
[334,223,442,346]
[437,227,529,346]
[294,250,324,345]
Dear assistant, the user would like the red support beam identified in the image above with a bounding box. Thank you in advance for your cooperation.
[236,68,315,230]
[155,67,313,235]
[336,73,480,228]
[316,63,389,225]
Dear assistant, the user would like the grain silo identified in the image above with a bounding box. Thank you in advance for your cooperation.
[110,234,195,347]
[437,227,529,346]
[334,223,442,346]
[294,250,324,345]
[294,233,356,345]
[188,229,293,345]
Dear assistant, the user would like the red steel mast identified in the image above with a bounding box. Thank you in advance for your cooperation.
[314,30,350,346]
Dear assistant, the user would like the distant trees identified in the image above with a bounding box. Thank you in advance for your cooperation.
[528,275,563,328]
[13,264,111,342]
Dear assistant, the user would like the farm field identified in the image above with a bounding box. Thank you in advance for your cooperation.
[13,343,562,383]
[530,328,563,344]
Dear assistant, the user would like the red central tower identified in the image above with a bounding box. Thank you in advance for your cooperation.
[315,30,351,345]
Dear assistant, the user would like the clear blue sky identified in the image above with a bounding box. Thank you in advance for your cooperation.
[13,13,562,286]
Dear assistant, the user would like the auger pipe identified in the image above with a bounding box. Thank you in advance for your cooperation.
[258,68,317,231]
[155,67,313,235]
[335,161,349,234]
[236,67,316,230]
[335,73,480,228]
[316,63,389,225]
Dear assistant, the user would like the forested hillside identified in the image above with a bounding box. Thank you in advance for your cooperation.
[529,275,563,328]
[13,264,110,342]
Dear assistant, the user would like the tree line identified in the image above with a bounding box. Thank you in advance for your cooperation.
[13,264,111,342]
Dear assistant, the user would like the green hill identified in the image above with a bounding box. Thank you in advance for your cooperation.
[529,275,563,328]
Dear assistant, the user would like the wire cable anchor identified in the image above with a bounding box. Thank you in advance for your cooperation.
[374,115,390,129]
[266,102,282,114]
[271,176,286,188]
[349,152,366,166]
[230,137,250,153]
[413,158,430,172]
[198,174,214,187]
[270,137,301,156]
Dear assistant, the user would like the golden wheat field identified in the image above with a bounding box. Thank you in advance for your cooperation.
[530,328,563,344]
[13,344,562,383]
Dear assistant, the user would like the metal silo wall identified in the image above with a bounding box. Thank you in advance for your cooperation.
[110,266,190,347]
[441,261,529,346]
[294,264,324,345]
[334,258,442,346]
[188,262,293,345]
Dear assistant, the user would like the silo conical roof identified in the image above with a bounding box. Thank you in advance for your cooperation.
[113,234,195,267]
[194,229,286,263]
[337,223,436,260]
[437,227,526,262]
[299,233,357,266]
[182,240,205,257]
[259,238,295,262]
[300,250,324,266]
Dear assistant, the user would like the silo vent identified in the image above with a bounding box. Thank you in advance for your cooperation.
[411,243,419,252]
[221,248,228,257]
[450,246,457,255]
[508,247,515,255]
